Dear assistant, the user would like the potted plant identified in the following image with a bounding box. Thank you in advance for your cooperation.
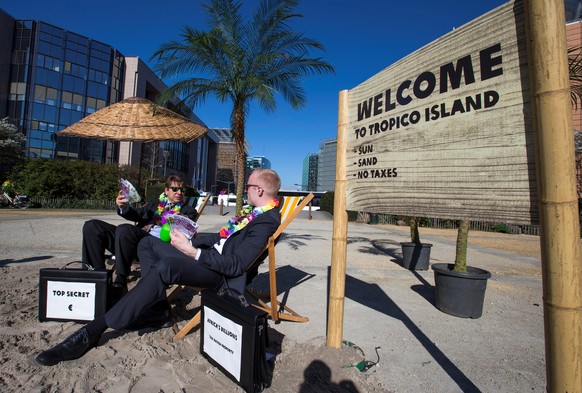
[431,219,491,318]
[400,217,432,270]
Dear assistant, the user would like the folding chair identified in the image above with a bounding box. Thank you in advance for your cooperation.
[172,193,314,340]
[194,193,211,219]
[245,194,313,323]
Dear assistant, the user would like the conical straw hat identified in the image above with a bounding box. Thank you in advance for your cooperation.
[58,97,208,142]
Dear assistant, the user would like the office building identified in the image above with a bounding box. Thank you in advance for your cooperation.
[0,9,217,190]
[211,127,252,195]
[301,153,318,191]
[317,139,336,192]
[245,156,271,182]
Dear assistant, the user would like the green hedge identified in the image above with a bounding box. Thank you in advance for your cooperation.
[319,191,357,221]
[7,158,151,201]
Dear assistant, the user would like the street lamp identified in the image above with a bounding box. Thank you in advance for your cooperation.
[162,150,170,177]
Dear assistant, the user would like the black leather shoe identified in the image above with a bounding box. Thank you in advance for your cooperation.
[35,327,101,366]
[126,308,173,331]
[111,283,128,305]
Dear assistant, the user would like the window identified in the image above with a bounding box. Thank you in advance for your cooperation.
[73,76,85,94]
[46,88,58,106]
[72,93,83,111]
[9,83,26,101]
[61,92,84,112]
[46,70,59,89]
[62,91,72,109]
[34,85,46,103]
[35,68,48,85]
[86,97,97,113]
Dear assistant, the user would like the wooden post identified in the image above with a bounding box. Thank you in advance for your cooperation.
[524,1,582,391]
[327,90,349,348]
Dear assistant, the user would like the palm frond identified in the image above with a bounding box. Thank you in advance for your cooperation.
[151,0,335,211]
[568,46,582,110]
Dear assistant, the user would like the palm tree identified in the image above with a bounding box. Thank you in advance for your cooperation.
[151,0,335,212]
[568,46,582,110]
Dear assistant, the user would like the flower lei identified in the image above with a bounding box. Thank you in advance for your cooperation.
[154,192,182,225]
[219,197,279,238]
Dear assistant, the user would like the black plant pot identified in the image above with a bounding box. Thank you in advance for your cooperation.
[400,242,432,270]
[431,263,492,318]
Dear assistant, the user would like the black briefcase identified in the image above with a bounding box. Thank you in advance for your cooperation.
[200,289,270,393]
[39,262,112,323]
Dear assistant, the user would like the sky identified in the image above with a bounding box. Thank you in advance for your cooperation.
[1,0,508,189]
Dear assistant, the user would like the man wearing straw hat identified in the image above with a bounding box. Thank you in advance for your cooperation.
[82,175,198,303]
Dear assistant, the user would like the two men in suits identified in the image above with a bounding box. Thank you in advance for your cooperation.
[81,175,199,300]
[36,169,281,366]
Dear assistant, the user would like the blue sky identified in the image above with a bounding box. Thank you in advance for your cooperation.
[1,0,507,189]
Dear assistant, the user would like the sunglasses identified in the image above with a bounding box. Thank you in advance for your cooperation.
[169,186,187,192]
[245,184,260,190]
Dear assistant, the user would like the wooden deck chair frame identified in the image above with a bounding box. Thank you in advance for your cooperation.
[172,193,314,341]
[245,194,313,323]
[194,193,211,219]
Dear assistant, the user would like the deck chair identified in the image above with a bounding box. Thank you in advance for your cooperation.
[172,193,314,340]
[193,193,211,220]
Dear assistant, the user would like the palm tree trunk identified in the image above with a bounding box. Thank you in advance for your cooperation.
[232,102,246,213]
[453,219,469,272]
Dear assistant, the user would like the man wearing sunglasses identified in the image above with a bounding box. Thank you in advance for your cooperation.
[81,175,199,303]
[36,169,282,366]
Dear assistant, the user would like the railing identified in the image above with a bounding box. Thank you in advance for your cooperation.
[31,197,117,210]
[356,211,540,236]
[27,197,541,236]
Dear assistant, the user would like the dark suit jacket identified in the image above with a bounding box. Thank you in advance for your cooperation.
[118,198,199,229]
[191,206,281,279]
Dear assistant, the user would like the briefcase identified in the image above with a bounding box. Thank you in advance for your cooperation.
[39,262,112,323]
[200,289,270,393]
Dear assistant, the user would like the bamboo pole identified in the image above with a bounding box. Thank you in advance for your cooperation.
[524,1,582,391]
[327,90,349,348]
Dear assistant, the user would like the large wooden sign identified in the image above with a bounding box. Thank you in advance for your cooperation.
[346,1,537,224]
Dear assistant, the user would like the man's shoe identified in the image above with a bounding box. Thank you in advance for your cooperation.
[35,327,100,366]
[110,283,128,305]
[126,308,173,331]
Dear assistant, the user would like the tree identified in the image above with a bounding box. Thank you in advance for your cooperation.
[0,117,26,177]
[568,46,582,110]
[151,0,334,212]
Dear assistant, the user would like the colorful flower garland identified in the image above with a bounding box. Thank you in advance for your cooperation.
[154,192,183,225]
[219,197,279,238]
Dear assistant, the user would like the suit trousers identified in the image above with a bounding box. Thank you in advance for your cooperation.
[104,236,223,330]
[81,219,150,282]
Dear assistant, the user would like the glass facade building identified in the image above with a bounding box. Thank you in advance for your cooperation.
[6,19,124,162]
[301,153,318,191]
[245,156,271,181]
[0,10,219,192]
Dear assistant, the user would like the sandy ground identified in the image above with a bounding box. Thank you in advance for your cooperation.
[0,207,551,392]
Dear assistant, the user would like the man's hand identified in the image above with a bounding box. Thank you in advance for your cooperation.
[116,190,128,209]
[170,229,198,258]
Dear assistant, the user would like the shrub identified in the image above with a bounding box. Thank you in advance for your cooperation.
[320,191,334,214]
[9,158,144,201]
[492,223,511,234]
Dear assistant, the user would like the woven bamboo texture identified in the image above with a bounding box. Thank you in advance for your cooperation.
[58,97,207,142]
